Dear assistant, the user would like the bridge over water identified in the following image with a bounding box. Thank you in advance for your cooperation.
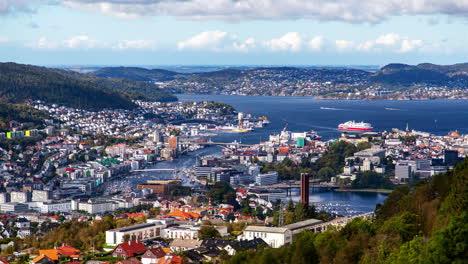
[256,181,341,190]
[132,169,177,172]
[309,212,374,233]
[184,141,253,147]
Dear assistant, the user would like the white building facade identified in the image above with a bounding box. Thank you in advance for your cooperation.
[105,221,166,246]
[238,226,292,248]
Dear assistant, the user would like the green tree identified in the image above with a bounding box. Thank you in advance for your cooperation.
[206,182,237,205]
[356,141,372,151]
[198,225,221,240]
[351,171,394,190]
[424,212,468,264]
[294,202,307,222]
[315,141,357,175]
[317,167,335,181]
[224,158,468,264]
[256,207,266,221]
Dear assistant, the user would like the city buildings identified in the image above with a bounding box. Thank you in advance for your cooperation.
[255,171,279,186]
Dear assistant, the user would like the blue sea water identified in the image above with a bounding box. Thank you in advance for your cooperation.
[126,95,466,215]
[172,95,468,214]
[177,94,468,143]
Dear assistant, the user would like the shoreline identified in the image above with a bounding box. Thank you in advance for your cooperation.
[334,188,393,194]
[176,93,468,101]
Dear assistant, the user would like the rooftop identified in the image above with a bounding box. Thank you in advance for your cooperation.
[244,226,289,233]
[107,222,159,232]
[284,218,323,230]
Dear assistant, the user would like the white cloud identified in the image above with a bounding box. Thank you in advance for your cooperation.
[264,32,302,52]
[63,35,99,49]
[30,35,158,50]
[232,37,256,52]
[356,33,424,53]
[335,40,355,50]
[308,36,324,51]
[25,31,432,54]
[113,40,157,50]
[0,36,10,42]
[178,31,228,51]
[0,0,43,15]
[177,31,256,52]
[53,0,468,23]
[375,33,401,45]
[34,37,57,49]
[399,39,424,52]
[358,40,375,51]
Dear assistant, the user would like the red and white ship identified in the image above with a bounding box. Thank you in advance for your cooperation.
[338,121,373,131]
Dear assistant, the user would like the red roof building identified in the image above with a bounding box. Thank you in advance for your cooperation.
[56,244,80,256]
[236,188,247,199]
[31,255,54,264]
[166,210,201,221]
[116,258,142,264]
[112,241,147,258]
[141,248,167,264]
[157,256,183,264]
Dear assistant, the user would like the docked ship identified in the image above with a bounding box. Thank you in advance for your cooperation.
[258,116,271,124]
[218,124,253,133]
[308,130,322,140]
[338,121,373,131]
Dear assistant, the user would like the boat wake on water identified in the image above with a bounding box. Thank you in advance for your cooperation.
[310,125,339,131]
[320,107,342,110]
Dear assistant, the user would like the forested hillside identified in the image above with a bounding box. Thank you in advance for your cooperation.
[56,67,177,102]
[89,63,468,99]
[0,103,50,132]
[0,63,177,110]
[92,66,181,82]
[225,158,468,264]
[0,63,137,110]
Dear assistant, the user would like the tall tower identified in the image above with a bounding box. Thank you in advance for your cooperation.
[300,173,310,206]
[152,130,161,144]
[238,112,244,128]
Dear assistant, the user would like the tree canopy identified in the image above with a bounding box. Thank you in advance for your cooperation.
[225,158,468,264]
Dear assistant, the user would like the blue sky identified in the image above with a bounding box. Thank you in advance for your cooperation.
[0,0,468,66]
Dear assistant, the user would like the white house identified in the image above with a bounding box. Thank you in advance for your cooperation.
[15,218,30,228]
[169,238,202,252]
[105,221,166,246]
[141,248,166,264]
[237,226,292,248]
[40,201,72,213]
[162,225,199,240]
[17,228,31,239]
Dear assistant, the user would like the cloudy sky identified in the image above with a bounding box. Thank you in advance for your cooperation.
[1,0,468,65]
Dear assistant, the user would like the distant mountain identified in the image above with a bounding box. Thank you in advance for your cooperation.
[92,66,182,82]
[0,63,177,110]
[163,66,371,95]
[53,67,177,102]
[416,63,468,76]
[0,62,139,110]
[371,63,468,87]
[78,63,468,99]
[190,69,245,80]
